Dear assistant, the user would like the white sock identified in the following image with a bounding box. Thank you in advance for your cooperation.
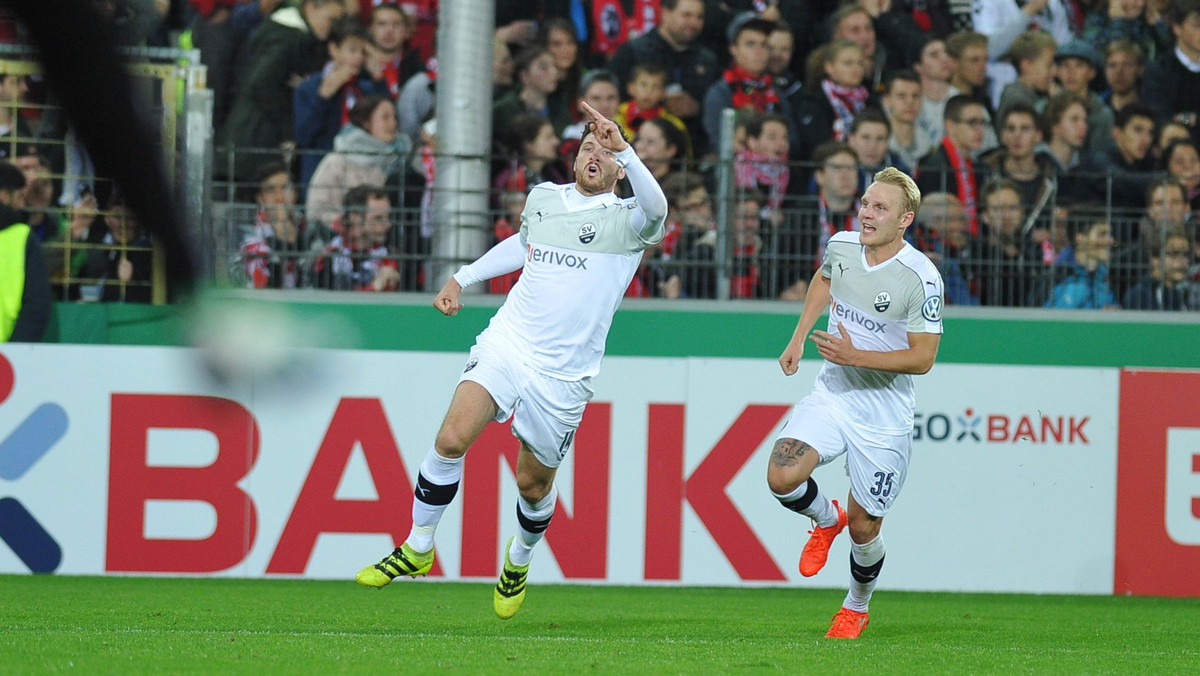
[843,535,885,612]
[773,478,838,527]
[508,485,557,566]
[405,447,463,553]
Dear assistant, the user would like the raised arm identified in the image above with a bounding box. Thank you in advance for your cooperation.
[579,101,667,237]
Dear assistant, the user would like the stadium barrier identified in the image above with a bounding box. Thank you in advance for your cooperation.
[4,300,1199,597]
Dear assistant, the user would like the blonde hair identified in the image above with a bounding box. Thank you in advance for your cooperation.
[872,167,921,218]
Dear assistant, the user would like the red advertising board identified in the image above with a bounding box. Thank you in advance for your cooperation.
[1115,370,1200,597]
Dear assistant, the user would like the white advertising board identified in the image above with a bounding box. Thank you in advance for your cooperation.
[0,344,1118,594]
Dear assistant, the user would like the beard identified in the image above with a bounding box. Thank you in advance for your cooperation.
[574,166,619,195]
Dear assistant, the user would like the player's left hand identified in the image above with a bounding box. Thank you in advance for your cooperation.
[579,101,628,153]
[809,322,857,366]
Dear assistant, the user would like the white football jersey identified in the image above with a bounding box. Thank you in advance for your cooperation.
[480,181,664,380]
[813,230,944,432]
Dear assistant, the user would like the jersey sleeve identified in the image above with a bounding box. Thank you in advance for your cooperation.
[906,261,944,334]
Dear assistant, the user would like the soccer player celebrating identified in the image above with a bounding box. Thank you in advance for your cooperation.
[356,101,667,619]
[771,168,943,639]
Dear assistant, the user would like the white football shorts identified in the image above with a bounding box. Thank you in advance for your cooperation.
[776,392,912,517]
[457,337,593,468]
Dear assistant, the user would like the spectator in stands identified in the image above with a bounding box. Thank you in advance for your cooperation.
[1141,0,1200,133]
[541,17,584,123]
[846,107,910,189]
[294,17,386,188]
[1155,119,1193,160]
[997,30,1058,117]
[367,2,420,99]
[1055,39,1115,154]
[881,70,935,170]
[396,57,437,147]
[828,4,885,91]
[396,0,438,63]
[0,74,31,161]
[913,38,955,147]
[14,150,60,242]
[493,36,516,100]
[1083,0,1169,63]
[492,46,572,137]
[868,0,941,74]
[561,70,622,156]
[1076,102,1157,213]
[634,116,689,184]
[238,162,324,289]
[910,192,980,305]
[659,172,717,299]
[735,112,790,216]
[766,21,801,100]
[78,189,153,303]
[945,31,998,154]
[980,103,1058,224]
[616,63,691,155]
[219,0,346,181]
[1113,178,1194,296]
[0,160,50,341]
[186,0,250,131]
[783,141,861,288]
[889,0,974,38]
[1122,230,1193,309]
[1161,138,1200,207]
[728,188,766,299]
[974,178,1045,307]
[1040,212,1119,309]
[971,0,1074,69]
[1035,91,1090,200]
[312,184,401,291]
[492,112,569,209]
[1101,39,1146,114]
[608,0,717,155]
[791,40,869,160]
[306,95,409,230]
[703,13,784,153]
[916,94,988,236]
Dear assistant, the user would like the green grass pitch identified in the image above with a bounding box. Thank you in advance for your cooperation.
[3,575,1198,673]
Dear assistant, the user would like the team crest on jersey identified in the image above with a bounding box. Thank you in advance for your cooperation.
[579,222,596,244]
[873,292,891,312]
[922,296,942,322]
[463,358,478,373]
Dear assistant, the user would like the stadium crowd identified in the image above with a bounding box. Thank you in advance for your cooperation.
[3,0,1200,311]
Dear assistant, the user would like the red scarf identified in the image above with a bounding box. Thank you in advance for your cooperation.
[821,78,868,141]
[942,137,979,235]
[815,194,861,266]
[734,150,789,210]
[723,65,779,112]
[621,101,663,133]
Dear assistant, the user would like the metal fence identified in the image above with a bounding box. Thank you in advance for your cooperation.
[5,46,1197,311]
[208,141,1200,311]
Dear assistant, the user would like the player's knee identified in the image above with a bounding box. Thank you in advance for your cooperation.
[433,428,471,458]
[516,474,553,503]
[847,514,881,543]
[765,465,805,496]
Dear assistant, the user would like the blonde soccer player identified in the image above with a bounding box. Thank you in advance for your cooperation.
[771,167,943,639]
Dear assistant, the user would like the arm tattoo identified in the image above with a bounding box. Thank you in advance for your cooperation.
[770,439,814,468]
